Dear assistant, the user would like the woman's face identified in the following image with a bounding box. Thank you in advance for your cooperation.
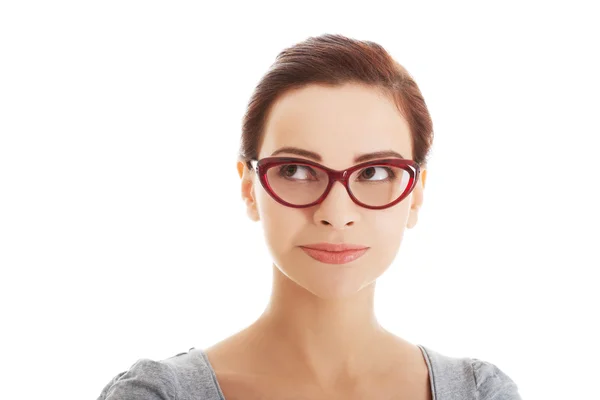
[239,83,426,299]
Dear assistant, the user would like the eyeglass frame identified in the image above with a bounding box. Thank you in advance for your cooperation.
[247,156,421,210]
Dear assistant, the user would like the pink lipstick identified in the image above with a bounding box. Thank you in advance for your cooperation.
[299,243,369,265]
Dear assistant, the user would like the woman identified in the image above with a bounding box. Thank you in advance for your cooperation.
[98,34,522,400]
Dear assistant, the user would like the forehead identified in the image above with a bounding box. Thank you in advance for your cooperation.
[259,83,413,168]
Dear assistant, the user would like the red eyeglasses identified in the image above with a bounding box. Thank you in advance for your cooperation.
[248,157,420,210]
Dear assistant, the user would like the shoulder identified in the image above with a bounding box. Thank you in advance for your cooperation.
[418,345,522,400]
[470,357,522,400]
[97,348,223,400]
[96,357,178,400]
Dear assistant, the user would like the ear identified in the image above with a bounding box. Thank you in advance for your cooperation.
[406,168,426,229]
[237,160,260,222]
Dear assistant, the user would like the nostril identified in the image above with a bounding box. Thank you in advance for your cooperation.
[320,220,354,227]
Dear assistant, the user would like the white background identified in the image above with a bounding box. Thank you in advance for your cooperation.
[1,1,598,399]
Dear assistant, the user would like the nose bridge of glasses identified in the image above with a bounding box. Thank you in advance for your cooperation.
[321,168,349,195]
[327,168,350,183]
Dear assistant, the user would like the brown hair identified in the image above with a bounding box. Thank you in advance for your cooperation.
[239,33,434,169]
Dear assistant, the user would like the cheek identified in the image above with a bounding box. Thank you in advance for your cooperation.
[372,203,410,236]
[368,204,410,261]
[256,192,305,253]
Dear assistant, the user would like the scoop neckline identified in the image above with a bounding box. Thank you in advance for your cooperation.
[196,344,436,400]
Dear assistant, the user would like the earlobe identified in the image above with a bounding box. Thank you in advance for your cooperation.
[238,161,260,222]
[407,196,420,229]
[406,211,418,229]
[244,192,260,221]
[247,205,260,221]
[407,171,425,229]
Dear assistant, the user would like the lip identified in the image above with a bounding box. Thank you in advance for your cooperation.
[299,243,369,265]
[300,243,369,252]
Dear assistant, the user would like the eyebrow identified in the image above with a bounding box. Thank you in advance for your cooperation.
[270,146,405,163]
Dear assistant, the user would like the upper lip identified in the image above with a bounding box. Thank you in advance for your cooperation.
[300,243,369,252]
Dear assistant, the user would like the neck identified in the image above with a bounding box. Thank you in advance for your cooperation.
[252,264,393,385]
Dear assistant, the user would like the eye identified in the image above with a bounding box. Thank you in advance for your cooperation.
[358,166,395,181]
[278,164,317,180]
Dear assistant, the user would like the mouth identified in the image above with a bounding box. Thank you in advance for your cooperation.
[299,243,369,265]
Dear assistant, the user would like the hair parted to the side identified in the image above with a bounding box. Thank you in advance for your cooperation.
[239,33,434,169]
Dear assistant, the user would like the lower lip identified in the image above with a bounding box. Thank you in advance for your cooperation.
[300,247,369,265]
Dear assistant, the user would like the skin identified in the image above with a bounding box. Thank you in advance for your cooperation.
[206,82,430,399]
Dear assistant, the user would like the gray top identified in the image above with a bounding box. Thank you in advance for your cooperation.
[97,344,522,399]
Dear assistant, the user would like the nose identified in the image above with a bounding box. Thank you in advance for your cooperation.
[312,181,360,229]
